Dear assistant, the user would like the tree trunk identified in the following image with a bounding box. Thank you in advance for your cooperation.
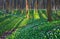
[35,0,38,9]
[12,0,14,10]
[43,0,45,9]
[26,0,29,18]
[47,0,52,21]
[0,0,3,9]
[5,0,10,13]
[6,0,9,10]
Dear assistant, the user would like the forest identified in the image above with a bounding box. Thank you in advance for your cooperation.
[0,0,60,39]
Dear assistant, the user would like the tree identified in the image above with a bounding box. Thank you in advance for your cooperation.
[12,0,14,10]
[43,0,45,9]
[35,0,38,9]
[26,0,29,18]
[47,0,52,21]
[6,0,9,10]
[0,0,3,9]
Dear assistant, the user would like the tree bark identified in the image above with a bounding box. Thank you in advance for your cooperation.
[6,0,9,10]
[26,0,29,18]
[43,0,45,9]
[47,0,52,21]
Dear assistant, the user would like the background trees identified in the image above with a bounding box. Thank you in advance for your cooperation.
[0,0,60,21]
[0,0,60,10]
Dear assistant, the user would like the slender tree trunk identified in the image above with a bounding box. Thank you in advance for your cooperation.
[16,0,20,9]
[12,0,14,10]
[19,0,22,12]
[35,0,38,9]
[0,0,3,9]
[26,0,29,18]
[47,0,52,21]
[55,0,58,13]
[11,0,14,14]
[5,0,10,13]
[2,0,4,10]
[6,0,9,10]
[43,0,45,9]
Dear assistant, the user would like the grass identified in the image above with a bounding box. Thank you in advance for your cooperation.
[6,20,60,39]
[0,9,60,39]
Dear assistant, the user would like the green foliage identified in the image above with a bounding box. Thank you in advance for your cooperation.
[0,11,38,36]
[0,10,60,39]
[6,20,60,39]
